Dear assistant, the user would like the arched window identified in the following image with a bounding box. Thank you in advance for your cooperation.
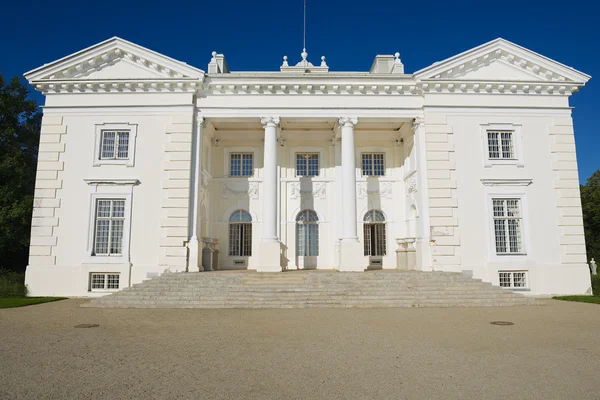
[229,210,252,256]
[296,210,319,256]
[363,210,386,256]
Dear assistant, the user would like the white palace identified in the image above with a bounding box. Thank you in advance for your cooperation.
[23,37,592,297]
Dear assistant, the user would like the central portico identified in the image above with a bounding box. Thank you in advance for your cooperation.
[187,114,429,273]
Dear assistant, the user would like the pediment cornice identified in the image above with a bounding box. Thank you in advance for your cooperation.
[415,38,590,85]
[25,37,205,91]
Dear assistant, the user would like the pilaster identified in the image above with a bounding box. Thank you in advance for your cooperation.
[423,114,461,270]
[551,116,587,265]
[160,114,194,271]
[29,115,67,266]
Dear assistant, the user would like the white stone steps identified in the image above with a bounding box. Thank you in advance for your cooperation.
[82,270,538,309]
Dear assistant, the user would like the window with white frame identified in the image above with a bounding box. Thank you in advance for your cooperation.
[100,131,130,160]
[296,210,319,257]
[90,273,120,291]
[487,131,515,160]
[362,153,385,176]
[230,153,253,176]
[229,210,252,256]
[93,199,126,256]
[93,123,137,167]
[363,210,387,256]
[296,153,319,177]
[492,198,524,254]
[498,271,528,289]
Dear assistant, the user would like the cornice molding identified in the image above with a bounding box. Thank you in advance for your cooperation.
[203,80,581,96]
[33,79,201,94]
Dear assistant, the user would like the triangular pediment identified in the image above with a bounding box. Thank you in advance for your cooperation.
[415,38,590,84]
[25,37,205,83]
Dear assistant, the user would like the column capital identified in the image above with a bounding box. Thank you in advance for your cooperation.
[413,116,425,130]
[260,116,280,128]
[338,117,358,127]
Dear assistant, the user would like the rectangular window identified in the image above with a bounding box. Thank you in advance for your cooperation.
[100,131,130,160]
[498,271,528,289]
[492,199,524,254]
[230,153,253,176]
[487,131,515,160]
[90,273,120,291]
[362,153,385,176]
[93,199,126,256]
[296,153,319,177]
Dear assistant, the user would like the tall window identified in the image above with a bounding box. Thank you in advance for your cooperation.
[93,199,125,256]
[362,153,385,176]
[230,153,253,176]
[296,210,319,256]
[296,153,319,177]
[100,131,130,160]
[363,210,386,256]
[229,210,252,256]
[487,131,515,160]
[493,199,524,254]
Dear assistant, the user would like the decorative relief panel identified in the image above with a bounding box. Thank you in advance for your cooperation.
[222,183,259,199]
[357,182,393,199]
[289,182,326,199]
[405,173,417,196]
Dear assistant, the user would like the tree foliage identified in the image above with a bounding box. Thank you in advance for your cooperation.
[581,169,600,263]
[0,74,41,272]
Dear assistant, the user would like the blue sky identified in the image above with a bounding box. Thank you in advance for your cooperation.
[1,0,597,182]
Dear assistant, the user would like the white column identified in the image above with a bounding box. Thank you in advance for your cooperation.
[338,117,366,271]
[258,116,282,272]
[413,117,432,271]
[333,138,343,267]
[188,116,204,272]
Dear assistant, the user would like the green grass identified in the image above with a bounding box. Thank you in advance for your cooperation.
[552,295,600,304]
[0,297,66,308]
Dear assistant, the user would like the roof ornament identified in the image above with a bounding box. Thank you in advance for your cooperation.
[280,0,328,73]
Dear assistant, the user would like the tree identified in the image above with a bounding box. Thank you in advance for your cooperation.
[0,74,41,272]
[581,169,600,263]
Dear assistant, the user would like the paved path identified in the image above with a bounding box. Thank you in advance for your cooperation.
[0,299,598,399]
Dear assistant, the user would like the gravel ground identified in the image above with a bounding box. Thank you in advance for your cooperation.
[0,299,598,399]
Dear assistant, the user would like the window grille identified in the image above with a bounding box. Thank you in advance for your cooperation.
[487,131,515,160]
[230,153,253,176]
[229,210,252,256]
[90,273,120,291]
[363,210,386,256]
[362,153,385,176]
[498,271,527,288]
[492,199,523,254]
[296,153,319,177]
[296,210,319,256]
[93,199,125,256]
[100,131,129,160]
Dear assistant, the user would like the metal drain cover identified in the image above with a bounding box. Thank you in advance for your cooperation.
[490,321,514,326]
[74,324,99,328]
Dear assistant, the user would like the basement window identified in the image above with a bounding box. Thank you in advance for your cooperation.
[498,271,528,289]
[90,273,120,291]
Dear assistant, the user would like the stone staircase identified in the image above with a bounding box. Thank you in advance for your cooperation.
[81,270,539,308]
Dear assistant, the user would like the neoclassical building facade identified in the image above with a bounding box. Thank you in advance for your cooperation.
[23,37,592,296]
